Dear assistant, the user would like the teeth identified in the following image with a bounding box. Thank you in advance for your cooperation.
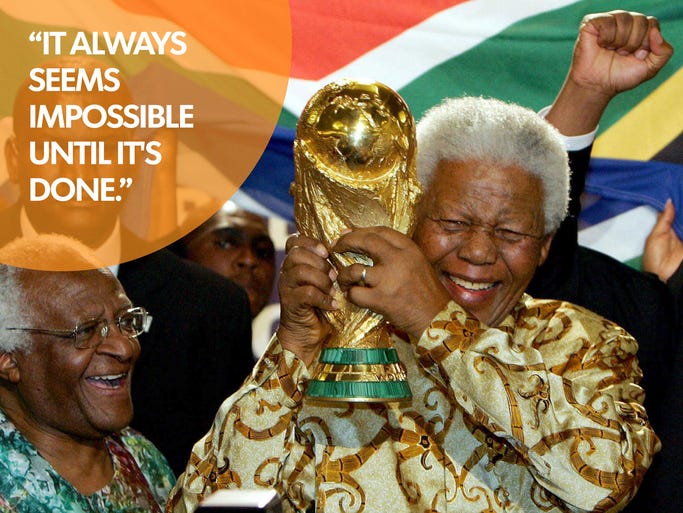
[90,373,126,381]
[449,276,495,291]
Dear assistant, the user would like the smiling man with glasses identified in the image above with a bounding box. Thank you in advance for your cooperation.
[0,234,174,512]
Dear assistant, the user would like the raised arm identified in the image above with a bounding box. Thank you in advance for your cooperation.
[546,9,673,137]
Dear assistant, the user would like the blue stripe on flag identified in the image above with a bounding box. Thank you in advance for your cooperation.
[241,125,296,221]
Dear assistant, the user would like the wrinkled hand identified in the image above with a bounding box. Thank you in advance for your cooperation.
[276,234,337,366]
[572,10,673,98]
[643,199,683,283]
[333,227,451,340]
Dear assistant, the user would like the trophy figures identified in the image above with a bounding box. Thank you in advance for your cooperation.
[292,79,421,402]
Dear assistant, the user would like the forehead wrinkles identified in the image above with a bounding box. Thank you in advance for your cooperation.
[430,164,543,227]
[21,270,123,323]
[433,182,527,222]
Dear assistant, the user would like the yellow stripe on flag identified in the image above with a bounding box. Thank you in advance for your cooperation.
[593,67,683,160]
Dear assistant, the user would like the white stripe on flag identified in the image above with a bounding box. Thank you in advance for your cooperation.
[578,205,657,263]
[284,0,581,115]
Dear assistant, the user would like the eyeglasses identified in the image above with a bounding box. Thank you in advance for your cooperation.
[5,307,152,350]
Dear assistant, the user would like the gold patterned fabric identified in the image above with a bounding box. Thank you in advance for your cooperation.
[167,296,659,513]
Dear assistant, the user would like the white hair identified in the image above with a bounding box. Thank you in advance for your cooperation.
[0,266,31,352]
[0,234,108,353]
[416,96,570,233]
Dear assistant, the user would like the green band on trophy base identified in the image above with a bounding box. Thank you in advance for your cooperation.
[319,347,403,365]
[306,380,412,402]
[306,347,412,402]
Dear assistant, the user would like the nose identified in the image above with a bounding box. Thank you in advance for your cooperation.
[60,158,90,181]
[456,227,498,265]
[96,324,140,362]
[234,245,259,271]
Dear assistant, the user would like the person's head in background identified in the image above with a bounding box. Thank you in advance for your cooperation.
[5,56,135,249]
[172,201,276,317]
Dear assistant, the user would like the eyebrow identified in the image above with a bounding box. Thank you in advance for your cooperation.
[68,302,133,323]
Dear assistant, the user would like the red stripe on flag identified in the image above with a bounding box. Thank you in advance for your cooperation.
[290,0,469,80]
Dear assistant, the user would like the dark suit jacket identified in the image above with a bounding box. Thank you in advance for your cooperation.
[119,249,254,476]
[624,265,683,513]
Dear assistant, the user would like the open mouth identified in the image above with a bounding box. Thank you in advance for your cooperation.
[86,372,128,388]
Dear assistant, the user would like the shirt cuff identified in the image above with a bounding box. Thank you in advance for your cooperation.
[538,105,598,152]
[251,333,312,408]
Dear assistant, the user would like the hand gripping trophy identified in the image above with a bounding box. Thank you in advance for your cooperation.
[292,79,422,402]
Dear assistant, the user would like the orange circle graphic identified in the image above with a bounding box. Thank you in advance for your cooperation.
[0,0,291,270]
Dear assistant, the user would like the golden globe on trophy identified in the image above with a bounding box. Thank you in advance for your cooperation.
[292,79,422,402]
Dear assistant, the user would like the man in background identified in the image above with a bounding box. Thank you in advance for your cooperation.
[171,201,276,319]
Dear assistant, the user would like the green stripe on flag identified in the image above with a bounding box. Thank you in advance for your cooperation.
[280,0,683,134]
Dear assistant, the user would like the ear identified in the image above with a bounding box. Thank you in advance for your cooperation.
[0,352,20,384]
[537,232,555,267]
[4,134,19,183]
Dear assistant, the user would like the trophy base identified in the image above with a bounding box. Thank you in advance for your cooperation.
[306,347,412,403]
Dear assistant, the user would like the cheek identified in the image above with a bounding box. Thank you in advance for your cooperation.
[258,263,276,282]
[199,250,239,277]
[504,248,544,284]
[413,230,452,265]
[188,244,221,266]
[18,158,61,182]
[21,358,79,411]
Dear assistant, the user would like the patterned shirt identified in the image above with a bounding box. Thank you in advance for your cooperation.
[168,297,659,513]
[0,410,176,513]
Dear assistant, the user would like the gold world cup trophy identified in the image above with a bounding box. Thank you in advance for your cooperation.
[292,79,422,402]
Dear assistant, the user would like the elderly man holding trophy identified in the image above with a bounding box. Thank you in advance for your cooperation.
[169,87,657,513]
[168,11,669,513]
